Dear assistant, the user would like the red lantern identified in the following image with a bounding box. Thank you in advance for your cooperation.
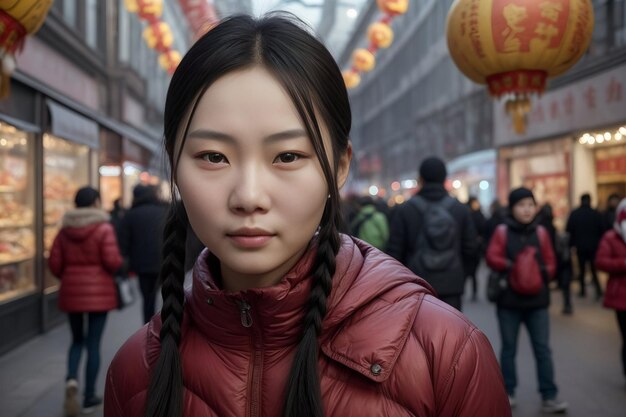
[143,21,173,53]
[376,0,409,16]
[159,50,182,74]
[137,0,163,22]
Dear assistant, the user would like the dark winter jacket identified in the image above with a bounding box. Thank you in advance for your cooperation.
[49,208,122,312]
[105,236,510,417]
[118,197,168,274]
[566,204,604,253]
[596,230,626,311]
[386,183,478,296]
[486,219,557,310]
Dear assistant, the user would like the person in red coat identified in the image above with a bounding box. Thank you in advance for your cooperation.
[49,186,122,416]
[104,15,511,417]
[486,187,567,413]
[596,198,626,380]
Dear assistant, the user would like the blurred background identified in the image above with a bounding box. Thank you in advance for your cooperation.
[0,1,625,416]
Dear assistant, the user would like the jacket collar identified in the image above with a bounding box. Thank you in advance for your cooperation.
[417,183,448,201]
[62,208,109,228]
[183,235,433,382]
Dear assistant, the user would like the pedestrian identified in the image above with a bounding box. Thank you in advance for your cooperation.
[484,199,506,245]
[109,198,125,241]
[105,14,510,417]
[602,193,621,232]
[595,198,626,381]
[566,193,605,300]
[464,196,486,301]
[486,187,568,413]
[118,184,168,324]
[48,186,122,416]
[349,195,389,250]
[387,156,478,310]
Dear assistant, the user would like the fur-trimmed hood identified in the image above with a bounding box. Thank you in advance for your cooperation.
[61,208,110,242]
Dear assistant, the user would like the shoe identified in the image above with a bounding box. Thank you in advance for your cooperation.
[541,398,568,413]
[82,396,103,414]
[64,379,80,417]
[562,305,573,315]
[508,395,517,408]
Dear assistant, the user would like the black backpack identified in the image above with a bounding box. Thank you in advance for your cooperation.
[406,196,460,276]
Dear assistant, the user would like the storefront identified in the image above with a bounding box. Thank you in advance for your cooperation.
[494,62,626,229]
[0,76,161,355]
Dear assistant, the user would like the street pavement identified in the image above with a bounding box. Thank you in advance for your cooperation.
[1,268,625,417]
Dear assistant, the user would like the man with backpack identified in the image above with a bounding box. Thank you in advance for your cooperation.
[387,157,477,310]
[485,187,567,413]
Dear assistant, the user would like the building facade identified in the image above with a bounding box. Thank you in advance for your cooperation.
[0,0,196,354]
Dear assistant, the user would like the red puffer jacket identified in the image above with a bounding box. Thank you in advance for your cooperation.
[49,208,122,312]
[105,236,510,417]
[596,230,626,311]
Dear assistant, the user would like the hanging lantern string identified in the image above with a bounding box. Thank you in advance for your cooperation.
[342,0,409,89]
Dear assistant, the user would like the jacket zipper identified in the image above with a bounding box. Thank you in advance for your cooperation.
[237,300,263,417]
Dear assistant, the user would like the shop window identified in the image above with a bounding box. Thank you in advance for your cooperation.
[43,134,91,290]
[0,122,36,303]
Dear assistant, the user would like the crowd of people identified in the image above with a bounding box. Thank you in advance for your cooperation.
[345,157,626,413]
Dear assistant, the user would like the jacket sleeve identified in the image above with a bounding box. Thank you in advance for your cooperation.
[386,204,409,263]
[48,232,64,278]
[596,233,626,273]
[538,226,557,279]
[461,205,478,259]
[438,328,512,417]
[485,225,508,271]
[100,224,123,274]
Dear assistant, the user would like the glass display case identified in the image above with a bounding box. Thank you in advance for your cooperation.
[0,122,36,303]
[43,134,90,290]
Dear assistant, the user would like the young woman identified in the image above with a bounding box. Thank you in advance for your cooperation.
[105,14,510,417]
[49,187,122,416]
[486,187,567,413]
[596,198,626,380]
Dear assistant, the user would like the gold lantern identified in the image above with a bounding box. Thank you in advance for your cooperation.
[143,21,173,53]
[342,70,361,89]
[137,0,163,22]
[0,0,53,98]
[376,0,409,16]
[352,49,376,72]
[446,0,594,133]
[368,22,394,49]
[159,50,182,74]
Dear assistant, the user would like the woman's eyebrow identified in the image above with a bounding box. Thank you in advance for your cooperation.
[186,128,307,143]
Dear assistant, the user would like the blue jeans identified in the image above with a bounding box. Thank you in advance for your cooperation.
[67,312,108,399]
[497,307,558,400]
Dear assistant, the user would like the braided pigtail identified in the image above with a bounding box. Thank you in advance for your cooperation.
[283,205,341,417]
[143,203,188,417]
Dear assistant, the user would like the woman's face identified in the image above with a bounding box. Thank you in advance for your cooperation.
[176,67,350,291]
[512,197,536,225]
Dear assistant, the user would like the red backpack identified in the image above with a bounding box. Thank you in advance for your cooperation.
[509,227,548,296]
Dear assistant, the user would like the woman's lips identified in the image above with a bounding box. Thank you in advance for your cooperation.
[227,235,274,249]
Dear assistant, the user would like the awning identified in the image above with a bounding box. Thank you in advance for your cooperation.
[46,100,99,149]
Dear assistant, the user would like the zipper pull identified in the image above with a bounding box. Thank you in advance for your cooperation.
[237,300,253,328]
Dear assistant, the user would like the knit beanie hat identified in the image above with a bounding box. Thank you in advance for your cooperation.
[419,157,447,184]
[508,187,535,208]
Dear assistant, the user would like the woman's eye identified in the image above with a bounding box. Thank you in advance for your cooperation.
[274,153,301,164]
[200,153,228,164]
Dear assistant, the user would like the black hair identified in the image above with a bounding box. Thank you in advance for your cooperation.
[74,186,100,208]
[581,193,591,205]
[145,14,351,417]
